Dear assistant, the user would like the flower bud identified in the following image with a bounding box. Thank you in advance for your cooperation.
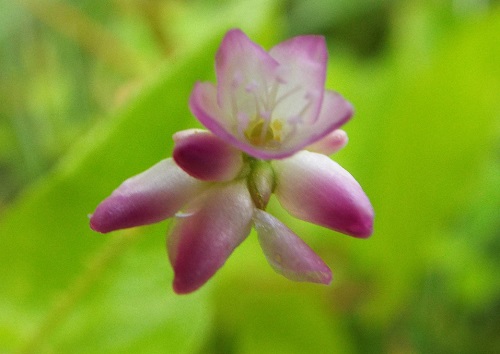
[247,160,275,210]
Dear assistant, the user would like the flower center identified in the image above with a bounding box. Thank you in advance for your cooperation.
[244,117,283,148]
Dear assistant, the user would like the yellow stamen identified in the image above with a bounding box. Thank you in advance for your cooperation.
[244,117,283,147]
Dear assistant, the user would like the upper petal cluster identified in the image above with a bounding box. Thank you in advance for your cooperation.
[189,29,354,160]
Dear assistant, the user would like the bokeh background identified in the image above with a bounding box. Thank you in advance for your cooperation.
[1,0,499,353]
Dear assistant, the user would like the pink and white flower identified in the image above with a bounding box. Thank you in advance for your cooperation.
[90,29,374,294]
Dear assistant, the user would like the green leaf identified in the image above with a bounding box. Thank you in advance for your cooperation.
[0,0,280,352]
[330,7,500,324]
[0,38,214,353]
[236,293,354,354]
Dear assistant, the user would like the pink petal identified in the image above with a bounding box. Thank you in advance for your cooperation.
[190,85,353,160]
[269,35,327,124]
[273,151,374,238]
[295,90,353,147]
[172,128,207,143]
[167,182,254,294]
[241,90,352,159]
[188,82,282,160]
[89,159,204,233]
[306,129,348,155]
[253,209,332,284]
[189,82,238,148]
[173,130,243,182]
[215,29,278,116]
[269,34,327,75]
[189,31,353,160]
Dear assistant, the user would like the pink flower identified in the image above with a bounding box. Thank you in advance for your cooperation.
[90,29,373,294]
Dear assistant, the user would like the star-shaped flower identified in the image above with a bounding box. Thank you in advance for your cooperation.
[90,29,374,294]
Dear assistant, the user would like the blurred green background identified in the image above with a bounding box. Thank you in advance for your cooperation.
[1,0,499,353]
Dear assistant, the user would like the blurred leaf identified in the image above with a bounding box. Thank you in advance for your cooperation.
[236,293,354,354]
[0,0,279,352]
[49,227,213,354]
[0,36,215,354]
[332,6,500,326]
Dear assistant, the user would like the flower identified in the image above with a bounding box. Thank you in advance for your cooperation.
[89,29,374,294]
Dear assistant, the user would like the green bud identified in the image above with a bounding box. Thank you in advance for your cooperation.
[247,160,275,210]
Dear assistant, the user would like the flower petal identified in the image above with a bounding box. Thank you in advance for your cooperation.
[167,181,254,294]
[273,151,374,238]
[312,90,353,135]
[173,130,243,181]
[269,35,327,124]
[253,209,332,284]
[188,82,287,160]
[306,129,348,155]
[189,31,353,160]
[215,28,278,119]
[189,82,228,138]
[190,86,353,160]
[240,90,353,159]
[89,159,203,233]
[172,128,207,143]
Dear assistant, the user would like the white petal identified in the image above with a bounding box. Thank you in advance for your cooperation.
[306,129,348,155]
[167,181,254,294]
[253,209,332,284]
[90,159,203,233]
[273,151,374,238]
[269,35,328,124]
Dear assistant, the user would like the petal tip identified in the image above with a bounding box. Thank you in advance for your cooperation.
[306,129,349,155]
[308,268,333,285]
[89,220,102,233]
[172,276,200,295]
[340,211,374,239]
[345,206,374,238]
[352,215,374,239]
[321,270,333,285]
[88,207,113,233]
